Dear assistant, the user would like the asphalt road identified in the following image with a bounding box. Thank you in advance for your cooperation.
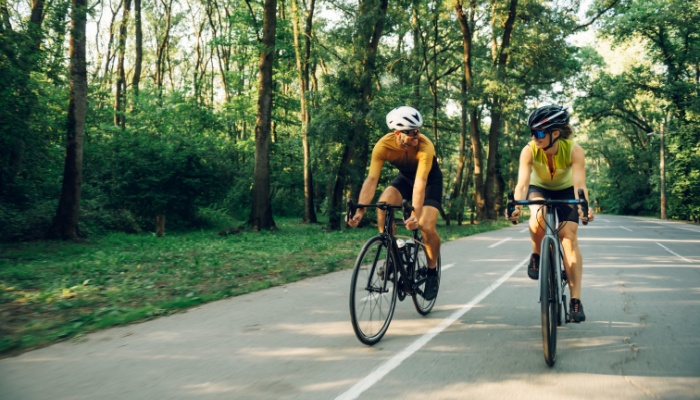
[1,215,699,400]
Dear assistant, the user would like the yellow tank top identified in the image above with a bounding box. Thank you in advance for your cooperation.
[529,139,574,190]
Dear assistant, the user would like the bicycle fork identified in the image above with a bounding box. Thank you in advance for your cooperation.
[554,240,570,324]
[538,238,570,325]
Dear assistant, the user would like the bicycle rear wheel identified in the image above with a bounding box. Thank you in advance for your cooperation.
[349,236,398,345]
[411,240,440,315]
[540,237,558,367]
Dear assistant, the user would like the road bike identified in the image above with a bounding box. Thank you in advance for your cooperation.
[346,199,441,345]
[506,189,588,366]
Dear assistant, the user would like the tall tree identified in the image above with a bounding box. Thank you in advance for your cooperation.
[131,0,142,101]
[455,0,486,220]
[592,0,699,219]
[249,0,278,230]
[155,0,173,97]
[483,0,517,220]
[114,0,131,128]
[48,0,88,240]
[327,0,389,230]
[0,0,46,195]
[291,0,317,223]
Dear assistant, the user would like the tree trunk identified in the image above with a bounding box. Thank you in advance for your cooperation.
[47,0,87,240]
[249,0,277,231]
[291,0,317,223]
[447,75,469,225]
[156,215,165,237]
[114,0,131,128]
[484,0,517,220]
[131,0,142,102]
[326,0,388,231]
[155,0,173,98]
[455,0,486,221]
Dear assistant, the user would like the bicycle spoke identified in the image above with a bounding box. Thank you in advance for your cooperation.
[349,237,397,345]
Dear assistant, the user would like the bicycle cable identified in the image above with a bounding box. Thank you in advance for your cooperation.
[536,205,569,235]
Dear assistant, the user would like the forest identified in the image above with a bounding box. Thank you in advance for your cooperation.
[1,0,698,241]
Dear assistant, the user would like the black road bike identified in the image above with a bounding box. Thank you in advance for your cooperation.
[506,189,588,366]
[347,199,441,345]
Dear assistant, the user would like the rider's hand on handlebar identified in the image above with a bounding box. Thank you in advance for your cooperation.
[579,207,595,223]
[404,214,419,231]
[347,210,364,228]
[506,206,522,222]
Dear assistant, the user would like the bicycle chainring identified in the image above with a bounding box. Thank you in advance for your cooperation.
[397,277,406,301]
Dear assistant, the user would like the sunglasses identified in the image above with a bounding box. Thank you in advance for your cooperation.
[402,129,420,137]
[531,129,549,139]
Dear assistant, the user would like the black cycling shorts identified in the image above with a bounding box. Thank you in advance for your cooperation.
[390,173,443,211]
[528,185,579,224]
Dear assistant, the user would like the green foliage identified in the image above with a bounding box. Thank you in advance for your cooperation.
[2,0,699,244]
[83,91,239,230]
[578,0,700,219]
[0,218,507,355]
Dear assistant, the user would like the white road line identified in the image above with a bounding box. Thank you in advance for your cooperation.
[656,242,693,263]
[520,228,529,234]
[619,226,633,232]
[442,263,455,271]
[335,258,527,400]
[488,238,511,248]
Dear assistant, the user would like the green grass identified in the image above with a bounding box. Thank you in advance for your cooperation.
[0,218,509,356]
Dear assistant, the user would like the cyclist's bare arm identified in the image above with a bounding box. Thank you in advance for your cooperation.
[407,177,427,230]
[571,145,594,223]
[509,146,533,221]
[347,176,379,227]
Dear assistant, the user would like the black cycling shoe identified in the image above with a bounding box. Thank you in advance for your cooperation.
[527,253,540,280]
[570,298,586,323]
[423,269,439,300]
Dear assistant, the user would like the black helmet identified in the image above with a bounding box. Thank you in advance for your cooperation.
[527,105,569,130]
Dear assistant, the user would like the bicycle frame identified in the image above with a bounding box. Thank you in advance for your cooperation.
[506,189,589,366]
[347,199,439,345]
[538,205,566,322]
[347,200,425,295]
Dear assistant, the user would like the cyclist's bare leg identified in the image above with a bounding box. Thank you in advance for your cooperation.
[377,186,402,234]
[559,222,582,299]
[419,205,440,269]
[528,203,545,254]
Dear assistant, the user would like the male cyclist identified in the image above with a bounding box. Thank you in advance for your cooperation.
[347,106,443,300]
[507,105,595,322]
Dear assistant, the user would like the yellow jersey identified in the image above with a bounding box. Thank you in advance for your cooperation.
[368,133,438,182]
[529,139,574,190]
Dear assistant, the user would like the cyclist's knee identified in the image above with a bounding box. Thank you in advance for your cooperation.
[378,186,402,205]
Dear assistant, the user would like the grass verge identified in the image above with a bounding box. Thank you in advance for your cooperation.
[0,218,509,357]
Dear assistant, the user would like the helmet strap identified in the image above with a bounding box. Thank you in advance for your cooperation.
[543,132,559,151]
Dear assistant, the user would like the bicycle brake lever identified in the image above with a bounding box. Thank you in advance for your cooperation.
[402,199,414,222]
[577,189,589,226]
[507,190,518,225]
[346,199,356,223]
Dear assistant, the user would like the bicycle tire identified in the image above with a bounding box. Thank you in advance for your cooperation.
[411,240,440,315]
[349,236,398,345]
[540,237,558,367]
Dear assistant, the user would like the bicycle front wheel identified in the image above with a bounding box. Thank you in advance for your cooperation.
[412,241,440,315]
[540,237,558,367]
[349,236,398,345]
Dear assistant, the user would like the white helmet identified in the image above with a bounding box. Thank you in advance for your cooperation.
[386,106,423,131]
